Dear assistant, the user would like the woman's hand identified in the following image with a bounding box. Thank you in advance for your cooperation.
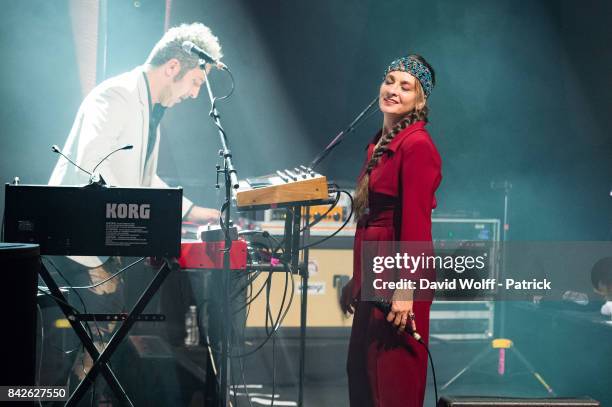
[340,278,358,315]
[387,289,416,333]
[386,300,416,333]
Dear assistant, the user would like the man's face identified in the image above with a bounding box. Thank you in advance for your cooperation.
[159,65,207,108]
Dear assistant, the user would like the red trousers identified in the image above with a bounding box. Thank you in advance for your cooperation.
[347,300,431,407]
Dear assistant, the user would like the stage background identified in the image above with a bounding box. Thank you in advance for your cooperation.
[0,1,611,405]
[0,0,610,241]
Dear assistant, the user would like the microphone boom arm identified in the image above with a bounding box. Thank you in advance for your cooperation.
[309,95,379,171]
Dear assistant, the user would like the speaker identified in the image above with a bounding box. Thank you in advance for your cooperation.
[121,335,212,406]
[245,246,354,328]
[437,396,600,406]
[0,243,40,387]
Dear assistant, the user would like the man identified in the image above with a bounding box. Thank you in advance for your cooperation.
[48,22,223,394]
[592,257,612,316]
[50,22,221,225]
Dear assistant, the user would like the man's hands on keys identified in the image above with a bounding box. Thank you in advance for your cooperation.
[185,205,221,224]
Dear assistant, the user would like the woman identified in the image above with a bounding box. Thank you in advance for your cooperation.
[341,55,442,407]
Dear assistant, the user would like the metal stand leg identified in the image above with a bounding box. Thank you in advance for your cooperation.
[440,339,555,395]
[281,205,309,407]
[510,346,556,395]
[219,270,231,407]
[298,207,310,407]
[48,258,178,406]
[440,346,491,390]
[38,263,134,406]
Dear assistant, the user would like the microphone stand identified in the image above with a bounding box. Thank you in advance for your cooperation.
[202,67,239,407]
[297,95,378,406]
[309,95,379,171]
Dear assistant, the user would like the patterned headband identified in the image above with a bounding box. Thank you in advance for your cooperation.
[383,56,434,98]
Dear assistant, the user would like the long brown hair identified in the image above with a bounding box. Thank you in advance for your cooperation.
[353,78,430,221]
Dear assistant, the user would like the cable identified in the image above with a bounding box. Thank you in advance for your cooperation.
[425,343,438,406]
[42,258,89,313]
[36,304,44,407]
[271,334,276,407]
[37,288,79,314]
[233,262,291,405]
[214,263,295,360]
[236,282,253,407]
[238,354,255,407]
[266,189,351,254]
[271,268,290,334]
[41,259,102,343]
[376,300,438,405]
[58,257,145,290]
[36,286,99,399]
[266,191,342,253]
[298,190,341,233]
[228,292,255,407]
[207,67,235,144]
[1,206,5,242]
[231,269,265,300]
[264,232,284,254]
[232,278,266,315]
[265,274,273,336]
[215,67,235,101]
[231,236,287,313]
[300,190,354,250]
[43,257,108,363]
[231,356,239,407]
[43,256,124,396]
[230,265,295,359]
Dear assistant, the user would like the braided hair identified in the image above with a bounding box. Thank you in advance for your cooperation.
[353,105,429,221]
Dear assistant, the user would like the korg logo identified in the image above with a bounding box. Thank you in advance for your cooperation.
[106,203,151,219]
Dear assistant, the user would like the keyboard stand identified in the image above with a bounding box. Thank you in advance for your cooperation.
[38,257,179,406]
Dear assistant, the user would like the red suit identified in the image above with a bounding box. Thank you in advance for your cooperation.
[348,121,442,407]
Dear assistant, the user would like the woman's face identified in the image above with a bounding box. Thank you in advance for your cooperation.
[379,70,425,117]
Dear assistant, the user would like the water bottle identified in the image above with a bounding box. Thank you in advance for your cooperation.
[184,305,200,346]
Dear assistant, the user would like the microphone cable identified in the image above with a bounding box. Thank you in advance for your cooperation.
[426,340,438,405]
[374,301,438,405]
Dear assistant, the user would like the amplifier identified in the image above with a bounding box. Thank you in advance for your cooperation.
[431,218,500,339]
[246,246,354,328]
[437,396,599,406]
[432,217,501,241]
[430,301,494,340]
[433,217,501,291]
[3,184,182,257]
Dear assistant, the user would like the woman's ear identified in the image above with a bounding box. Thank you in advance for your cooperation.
[415,94,426,111]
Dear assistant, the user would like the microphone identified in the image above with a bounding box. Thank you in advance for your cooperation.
[373,300,424,344]
[51,144,92,176]
[91,144,133,175]
[182,41,226,70]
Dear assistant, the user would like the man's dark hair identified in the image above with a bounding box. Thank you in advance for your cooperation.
[591,257,612,289]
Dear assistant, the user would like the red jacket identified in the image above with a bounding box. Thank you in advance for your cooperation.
[353,120,442,300]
